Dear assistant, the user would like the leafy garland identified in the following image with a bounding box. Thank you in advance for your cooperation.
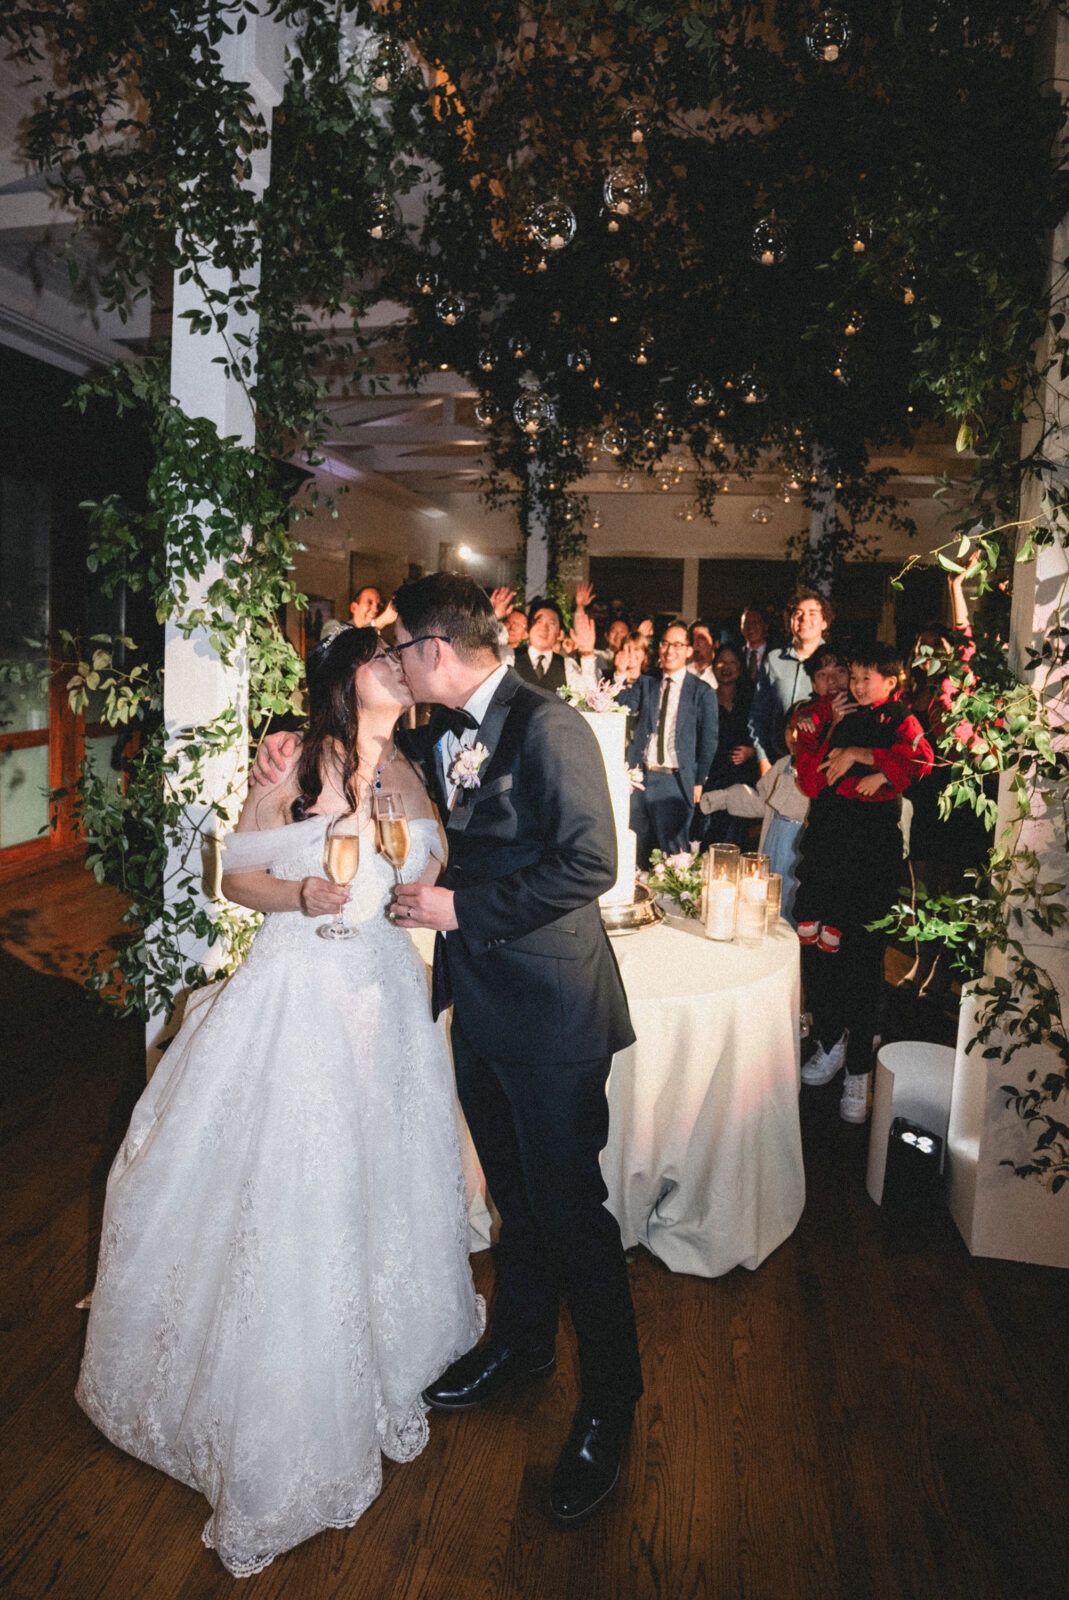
[1,0,1067,1184]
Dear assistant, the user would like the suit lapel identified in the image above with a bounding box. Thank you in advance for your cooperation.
[447,671,520,836]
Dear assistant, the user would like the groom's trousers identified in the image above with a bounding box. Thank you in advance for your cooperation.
[450,1018,643,1412]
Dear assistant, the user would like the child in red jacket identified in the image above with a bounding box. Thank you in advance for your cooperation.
[794,643,933,1122]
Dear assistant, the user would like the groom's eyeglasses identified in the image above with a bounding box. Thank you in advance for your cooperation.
[386,635,452,657]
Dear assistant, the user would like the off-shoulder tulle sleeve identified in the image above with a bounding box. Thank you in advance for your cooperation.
[219,817,325,875]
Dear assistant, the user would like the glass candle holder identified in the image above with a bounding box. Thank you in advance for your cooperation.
[701,843,740,941]
[765,873,782,926]
[737,873,769,946]
[740,851,770,881]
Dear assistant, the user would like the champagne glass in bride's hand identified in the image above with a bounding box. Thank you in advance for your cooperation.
[373,792,410,888]
[318,813,360,941]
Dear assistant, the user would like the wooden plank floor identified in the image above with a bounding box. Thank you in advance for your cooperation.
[2,863,1067,1600]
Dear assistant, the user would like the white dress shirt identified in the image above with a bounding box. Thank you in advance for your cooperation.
[438,662,509,807]
[687,661,718,691]
[526,649,599,689]
[645,666,688,771]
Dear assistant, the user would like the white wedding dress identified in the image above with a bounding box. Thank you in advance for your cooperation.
[76,815,483,1577]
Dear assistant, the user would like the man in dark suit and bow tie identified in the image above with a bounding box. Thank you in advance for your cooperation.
[620,621,719,867]
[389,573,642,1525]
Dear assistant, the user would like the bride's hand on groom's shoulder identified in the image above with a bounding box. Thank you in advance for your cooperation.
[299,876,349,917]
[251,731,299,787]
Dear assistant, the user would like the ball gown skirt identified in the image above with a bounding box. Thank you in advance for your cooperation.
[76,816,483,1577]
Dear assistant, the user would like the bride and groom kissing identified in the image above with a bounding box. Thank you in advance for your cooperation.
[76,571,643,1575]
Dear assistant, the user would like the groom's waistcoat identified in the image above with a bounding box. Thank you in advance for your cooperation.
[404,670,635,1066]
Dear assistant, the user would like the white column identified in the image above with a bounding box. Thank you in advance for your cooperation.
[946,3,1069,1264]
[525,462,549,600]
[808,445,836,593]
[150,15,289,1060]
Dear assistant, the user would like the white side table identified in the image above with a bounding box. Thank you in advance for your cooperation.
[866,1041,956,1205]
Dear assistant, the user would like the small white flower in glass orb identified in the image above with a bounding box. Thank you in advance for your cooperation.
[369,36,408,92]
[367,194,401,241]
[567,347,592,374]
[602,424,629,456]
[751,504,774,524]
[474,398,500,428]
[435,291,467,327]
[508,334,531,361]
[805,9,852,63]
[415,266,438,296]
[621,105,647,145]
[513,391,556,436]
[740,372,768,405]
[687,380,714,409]
[752,216,788,266]
[477,345,496,373]
[527,199,578,252]
[603,165,648,218]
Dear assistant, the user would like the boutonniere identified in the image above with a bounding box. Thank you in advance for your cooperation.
[449,742,489,793]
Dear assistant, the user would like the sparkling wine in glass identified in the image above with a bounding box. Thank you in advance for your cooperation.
[373,792,410,886]
[318,813,359,941]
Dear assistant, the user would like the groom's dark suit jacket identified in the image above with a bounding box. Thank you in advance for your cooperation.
[401,669,635,1066]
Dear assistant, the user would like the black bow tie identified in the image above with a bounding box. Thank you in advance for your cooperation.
[435,705,478,739]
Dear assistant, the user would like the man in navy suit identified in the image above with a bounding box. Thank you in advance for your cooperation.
[620,621,718,866]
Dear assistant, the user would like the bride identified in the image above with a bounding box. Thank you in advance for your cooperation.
[76,625,483,1577]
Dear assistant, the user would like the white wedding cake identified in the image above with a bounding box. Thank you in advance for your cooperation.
[580,709,638,908]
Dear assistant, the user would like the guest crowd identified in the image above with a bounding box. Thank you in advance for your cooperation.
[481,571,985,1130]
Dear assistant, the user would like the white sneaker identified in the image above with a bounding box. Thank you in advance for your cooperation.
[800,1031,848,1086]
[839,1071,872,1123]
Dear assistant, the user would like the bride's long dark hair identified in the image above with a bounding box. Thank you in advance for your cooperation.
[291,625,379,821]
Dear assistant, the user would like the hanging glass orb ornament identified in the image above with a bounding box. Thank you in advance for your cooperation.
[631,334,655,367]
[844,218,873,255]
[740,373,768,404]
[641,426,665,454]
[591,511,603,530]
[621,106,647,145]
[897,264,918,306]
[751,504,774,524]
[508,334,531,361]
[843,309,865,337]
[527,199,578,252]
[415,266,439,296]
[752,217,788,267]
[369,35,409,92]
[674,502,697,523]
[435,292,467,327]
[513,391,556,436]
[477,346,496,373]
[602,425,629,456]
[687,380,714,409]
[567,347,592,375]
[474,398,500,427]
[367,194,401,241]
[830,349,851,383]
[657,471,673,492]
[615,471,633,489]
[603,165,648,218]
[805,9,852,63]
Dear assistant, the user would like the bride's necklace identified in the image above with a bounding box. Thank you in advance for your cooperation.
[357,744,398,792]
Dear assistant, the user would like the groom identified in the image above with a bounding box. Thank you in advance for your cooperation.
[386,572,642,1523]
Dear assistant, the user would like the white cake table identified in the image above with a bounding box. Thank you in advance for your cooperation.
[411,917,805,1279]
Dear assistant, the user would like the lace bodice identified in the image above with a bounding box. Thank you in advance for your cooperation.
[225,814,443,961]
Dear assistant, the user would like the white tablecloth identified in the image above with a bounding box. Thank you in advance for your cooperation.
[603,917,804,1277]
[411,917,805,1278]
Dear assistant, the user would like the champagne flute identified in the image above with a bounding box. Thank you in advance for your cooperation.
[318,812,360,941]
[373,792,410,887]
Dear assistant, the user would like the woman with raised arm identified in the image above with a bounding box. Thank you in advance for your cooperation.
[76,626,482,1577]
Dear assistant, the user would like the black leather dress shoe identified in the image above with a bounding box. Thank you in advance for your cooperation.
[421,1342,556,1411]
[549,1405,634,1524]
